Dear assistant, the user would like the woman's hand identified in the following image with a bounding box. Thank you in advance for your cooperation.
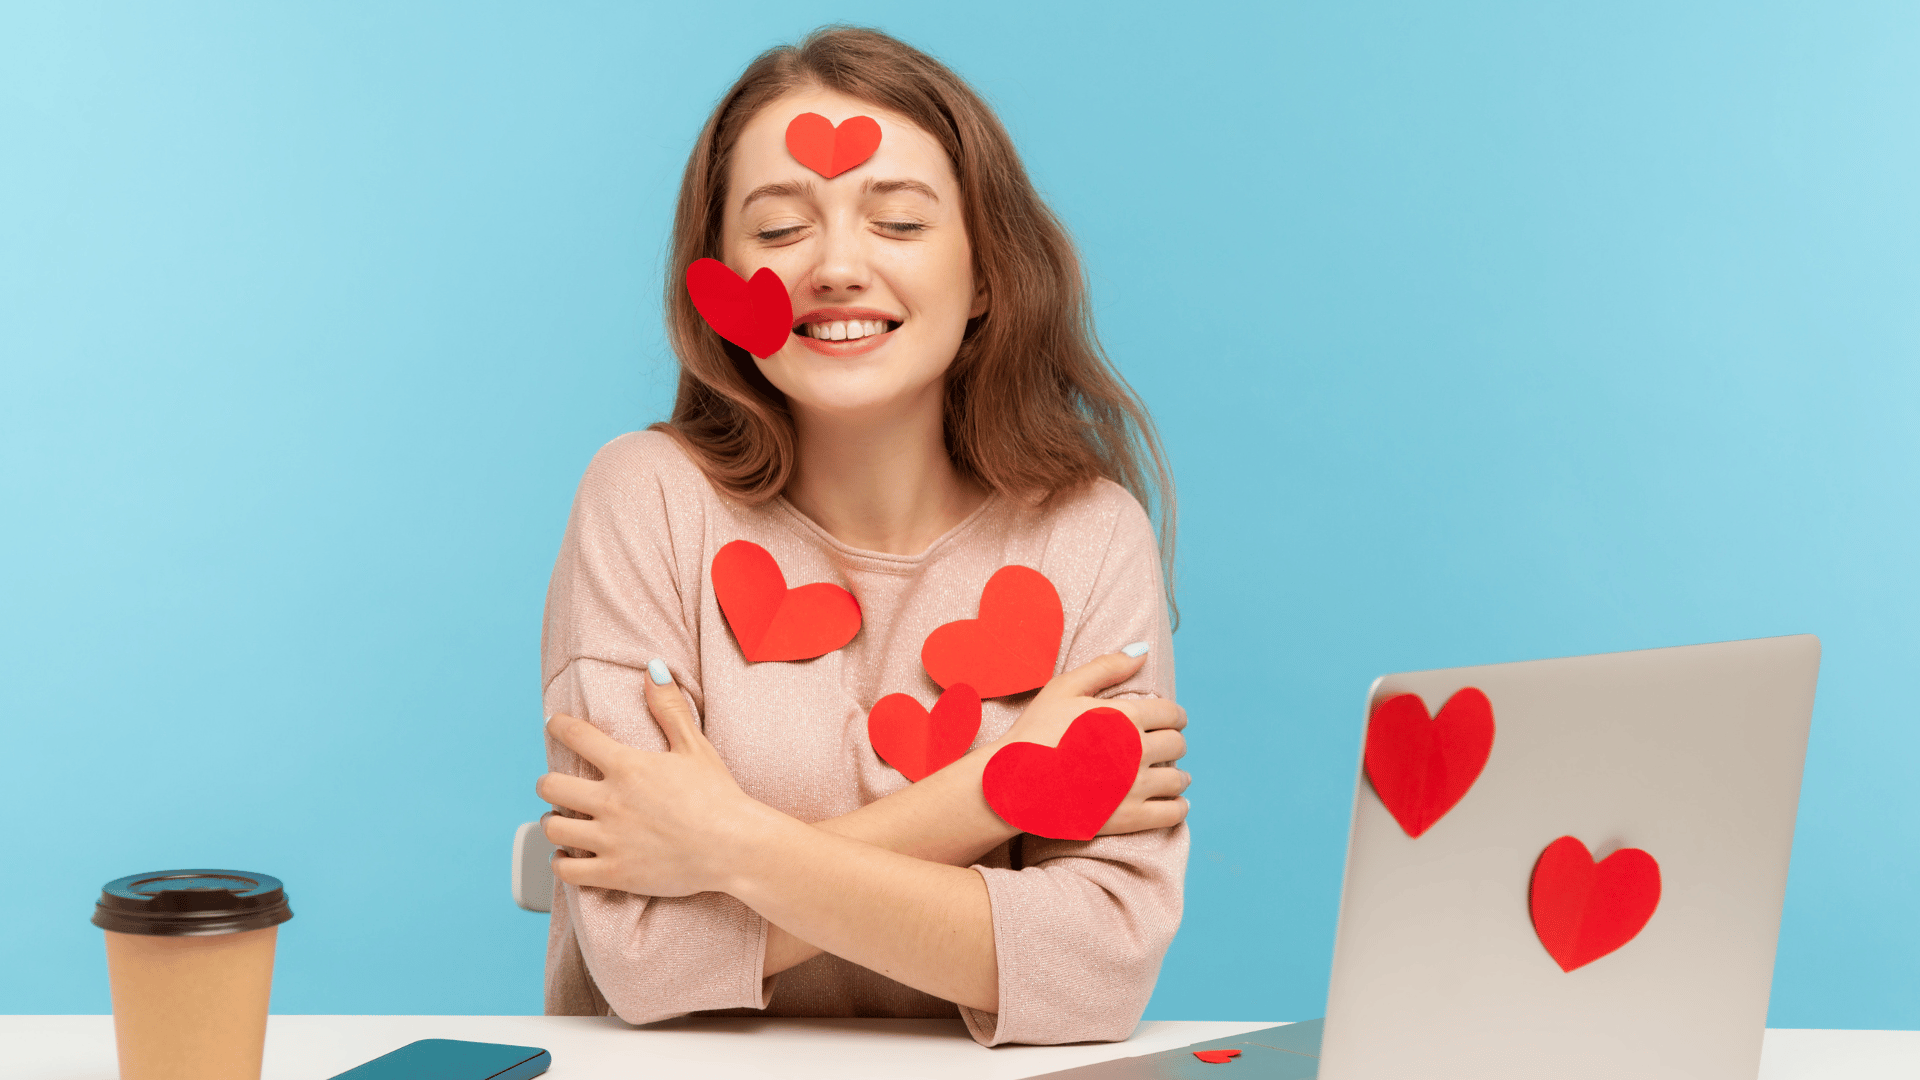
[537,659,776,897]
[988,646,1192,836]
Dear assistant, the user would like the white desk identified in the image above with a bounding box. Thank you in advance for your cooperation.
[9,1016,1919,1079]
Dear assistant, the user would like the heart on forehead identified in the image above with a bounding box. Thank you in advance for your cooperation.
[1363,687,1495,838]
[922,565,1064,699]
[711,540,860,662]
[982,706,1140,841]
[685,258,792,359]
[1529,836,1662,972]
[785,113,883,178]
[868,684,982,782]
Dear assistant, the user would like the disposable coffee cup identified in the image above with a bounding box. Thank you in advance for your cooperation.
[93,869,293,1080]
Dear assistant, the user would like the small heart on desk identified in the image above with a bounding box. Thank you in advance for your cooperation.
[1193,1049,1242,1063]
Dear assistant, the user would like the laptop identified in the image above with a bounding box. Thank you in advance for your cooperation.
[1034,634,1820,1080]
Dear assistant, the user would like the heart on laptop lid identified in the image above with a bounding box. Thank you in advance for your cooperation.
[1529,835,1663,972]
[1363,687,1495,838]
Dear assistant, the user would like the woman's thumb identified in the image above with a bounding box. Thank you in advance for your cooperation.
[643,658,702,751]
[1048,642,1151,699]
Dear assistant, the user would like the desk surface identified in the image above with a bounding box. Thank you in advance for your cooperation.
[10,1016,1920,1079]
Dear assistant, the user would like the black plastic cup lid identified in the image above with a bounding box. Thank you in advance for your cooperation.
[92,869,293,936]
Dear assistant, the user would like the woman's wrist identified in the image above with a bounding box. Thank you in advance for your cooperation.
[715,799,817,898]
[815,745,1017,866]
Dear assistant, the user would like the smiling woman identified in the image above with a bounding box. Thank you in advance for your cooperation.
[535,26,1188,1047]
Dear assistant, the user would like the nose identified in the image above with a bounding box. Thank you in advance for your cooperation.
[804,218,868,297]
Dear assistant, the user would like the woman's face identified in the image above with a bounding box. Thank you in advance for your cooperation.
[720,88,985,423]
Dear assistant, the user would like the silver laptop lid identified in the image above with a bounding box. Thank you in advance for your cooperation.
[1319,635,1819,1080]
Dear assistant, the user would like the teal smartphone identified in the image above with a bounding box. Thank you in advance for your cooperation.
[325,1038,550,1080]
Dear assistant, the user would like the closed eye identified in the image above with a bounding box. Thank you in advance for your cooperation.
[876,221,926,236]
[755,225,806,242]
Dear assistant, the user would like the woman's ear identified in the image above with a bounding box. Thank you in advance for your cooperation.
[969,277,990,320]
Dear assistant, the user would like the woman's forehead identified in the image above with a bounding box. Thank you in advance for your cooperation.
[729,88,957,201]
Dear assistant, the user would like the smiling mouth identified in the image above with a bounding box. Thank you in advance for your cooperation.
[794,318,901,342]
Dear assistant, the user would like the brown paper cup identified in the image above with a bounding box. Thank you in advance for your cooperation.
[93,871,293,1080]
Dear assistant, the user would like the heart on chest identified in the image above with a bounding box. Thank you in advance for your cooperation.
[921,565,1064,699]
[867,684,982,783]
[711,540,861,662]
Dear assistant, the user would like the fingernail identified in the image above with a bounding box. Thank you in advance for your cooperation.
[648,658,672,685]
[1121,641,1150,658]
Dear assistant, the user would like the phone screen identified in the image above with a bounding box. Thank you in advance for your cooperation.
[325,1038,551,1080]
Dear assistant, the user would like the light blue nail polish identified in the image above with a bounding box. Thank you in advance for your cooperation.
[1121,641,1150,658]
[648,658,672,685]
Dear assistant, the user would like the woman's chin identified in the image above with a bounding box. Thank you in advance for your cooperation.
[776,374,946,423]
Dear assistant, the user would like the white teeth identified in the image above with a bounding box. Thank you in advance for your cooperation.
[807,319,893,341]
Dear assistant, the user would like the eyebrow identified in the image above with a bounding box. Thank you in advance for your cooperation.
[739,176,940,212]
[740,180,814,211]
[864,178,939,202]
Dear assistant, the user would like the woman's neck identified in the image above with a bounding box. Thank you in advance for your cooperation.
[783,391,989,557]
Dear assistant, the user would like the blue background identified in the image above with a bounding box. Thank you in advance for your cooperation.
[3,1,1915,1027]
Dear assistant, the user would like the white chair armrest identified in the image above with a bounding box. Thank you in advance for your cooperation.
[512,819,558,913]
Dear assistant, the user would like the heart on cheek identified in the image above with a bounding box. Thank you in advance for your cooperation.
[1363,687,1495,838]
[982,707,1141,841]
[711,540,861,662]
[1529,836,1662,972]
[868,684,982,782]
[922,565,1064,699]
[785,112,883,178]
[685,258,793,359]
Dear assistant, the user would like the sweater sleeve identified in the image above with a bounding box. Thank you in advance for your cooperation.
[539,434,776,1023]
[959,489,1187,1046]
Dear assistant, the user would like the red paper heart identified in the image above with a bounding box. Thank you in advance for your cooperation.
[785,113,883,178]
[685,258,792,359]
[1530,835,1662,972]
[868,684,982,782]
[1193,1049,1242,1064]
[981,707,1140,840]
[711,540,860,662]
[1363,687,1494,838]
[922,565,1064,698]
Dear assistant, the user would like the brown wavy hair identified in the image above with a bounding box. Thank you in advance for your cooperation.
[653,25,1177,613]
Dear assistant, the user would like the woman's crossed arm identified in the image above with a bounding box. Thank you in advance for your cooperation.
[536,649,1189,1013]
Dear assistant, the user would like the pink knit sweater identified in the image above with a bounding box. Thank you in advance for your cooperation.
[539,431,1185,1046]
